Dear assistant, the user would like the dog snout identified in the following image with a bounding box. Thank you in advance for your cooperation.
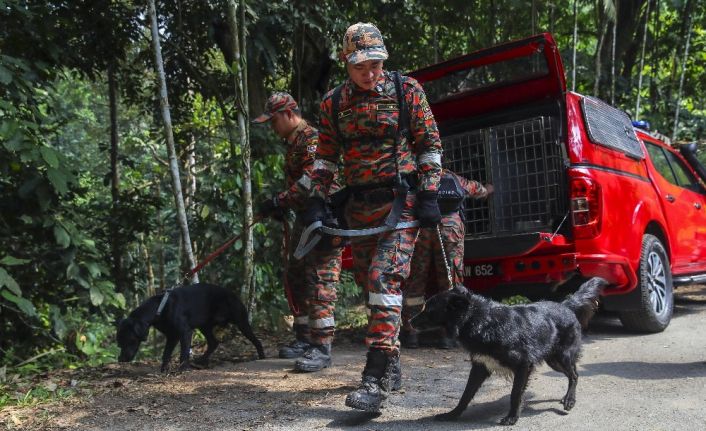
[118,347,137,363]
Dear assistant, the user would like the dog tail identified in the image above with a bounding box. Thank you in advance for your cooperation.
[562,277,609,330]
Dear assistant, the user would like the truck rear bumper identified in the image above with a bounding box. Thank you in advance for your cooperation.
[576,253,638,294]
[464,251,638,295]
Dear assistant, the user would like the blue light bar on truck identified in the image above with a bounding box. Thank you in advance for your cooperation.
[632,120,650,131]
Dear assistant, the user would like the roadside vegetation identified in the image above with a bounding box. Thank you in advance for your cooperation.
[1,0,705,408]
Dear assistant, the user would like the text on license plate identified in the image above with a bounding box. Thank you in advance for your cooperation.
[464,263,500,277]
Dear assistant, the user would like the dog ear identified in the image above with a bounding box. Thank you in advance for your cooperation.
[132,320,150,341]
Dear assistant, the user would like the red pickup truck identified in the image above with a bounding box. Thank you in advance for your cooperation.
[409,33,706,333]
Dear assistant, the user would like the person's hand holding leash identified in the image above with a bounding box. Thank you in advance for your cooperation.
[416,190,441,227]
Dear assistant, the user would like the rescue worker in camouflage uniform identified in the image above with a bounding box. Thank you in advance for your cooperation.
[301,23,443,412]
[253,92,342,372]
[400,169,492,349]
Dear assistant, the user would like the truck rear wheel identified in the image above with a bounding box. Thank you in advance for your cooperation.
[619,234,673,333]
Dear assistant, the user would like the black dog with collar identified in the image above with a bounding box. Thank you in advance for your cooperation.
[412,277,607,425]
[117,283,265,371]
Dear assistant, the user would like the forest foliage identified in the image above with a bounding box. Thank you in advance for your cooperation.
[1,0,705,375]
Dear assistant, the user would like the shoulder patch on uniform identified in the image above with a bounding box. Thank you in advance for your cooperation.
[338,108,352,119]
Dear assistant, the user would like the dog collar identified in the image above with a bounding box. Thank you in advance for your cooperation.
[156,288,173,317]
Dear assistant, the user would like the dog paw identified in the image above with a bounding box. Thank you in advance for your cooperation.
[435,412,460,422]
[193,356,209,367]
[499,415,518,426]
[561,396,576,411]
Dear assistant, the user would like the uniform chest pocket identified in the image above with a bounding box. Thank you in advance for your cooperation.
[375,103,399,138]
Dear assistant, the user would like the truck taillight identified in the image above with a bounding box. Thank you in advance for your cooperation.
[571,177,602,238]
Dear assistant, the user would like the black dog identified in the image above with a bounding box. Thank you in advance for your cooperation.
[411,277,607,426]
[117,283,265,371]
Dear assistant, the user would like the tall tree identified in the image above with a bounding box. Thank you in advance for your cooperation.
[147,0,199,283]
[227,0,255,312]
[107,64,124,292]
[610,0,617,104]
[672,13,693,141]
[571,0,578,91]
[593,2,612,97]
[634,0,651,119]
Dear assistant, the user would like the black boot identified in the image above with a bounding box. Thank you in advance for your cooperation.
[345,349,390,412]
[382,352,402,392]
[278,324,310,359]
[294,344,331,372]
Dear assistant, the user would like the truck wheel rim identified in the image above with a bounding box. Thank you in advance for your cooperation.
[647,251,668,317]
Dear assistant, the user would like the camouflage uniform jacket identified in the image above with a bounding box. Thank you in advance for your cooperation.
[277,120,340,212]
[309,71,442,198]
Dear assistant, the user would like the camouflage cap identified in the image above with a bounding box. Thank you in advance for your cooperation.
[342,22,388,64]
[252,92,298,123]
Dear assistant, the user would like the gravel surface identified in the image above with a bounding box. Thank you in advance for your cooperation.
[3,285,706,431]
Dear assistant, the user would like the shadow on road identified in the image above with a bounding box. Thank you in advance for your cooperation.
[579,361,706,379]
[322,391,570,430]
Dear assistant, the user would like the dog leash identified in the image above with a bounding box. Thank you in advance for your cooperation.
[436,224,454,289]
[155,215,264,317]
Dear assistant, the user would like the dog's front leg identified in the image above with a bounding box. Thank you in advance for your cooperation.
[500,363,533,426]
[161,336,178,372]
[177,330,193,371]
[435,363,491,421]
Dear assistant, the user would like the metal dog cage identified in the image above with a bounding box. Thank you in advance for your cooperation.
[442,116,565,237]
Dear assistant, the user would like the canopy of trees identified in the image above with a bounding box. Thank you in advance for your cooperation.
[1,0,704,369]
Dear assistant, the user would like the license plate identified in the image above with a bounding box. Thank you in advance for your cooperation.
[465,263,500,278]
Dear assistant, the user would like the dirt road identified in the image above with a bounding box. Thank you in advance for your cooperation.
[5,285,706,430]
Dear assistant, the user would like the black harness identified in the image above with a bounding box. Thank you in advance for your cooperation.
[330,71,412,228]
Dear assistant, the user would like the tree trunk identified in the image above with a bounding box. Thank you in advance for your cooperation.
[648,0,661,113]
[672,15,693,142]
[239,0,256,316]
[107,65,125,293]
[290,6,334,118]
[571,0,578,91]
[139,234,155,297]
[154,180,166,291]
[610,1,617,105]
[147,0,199,284]
[594,15,609,97]
[634,0,651,119]
[184,132,197,211]
[227,0,255,315]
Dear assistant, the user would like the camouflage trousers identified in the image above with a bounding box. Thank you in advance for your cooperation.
[346,192,418,354]
[287,221,343,345]
[402,211,465,331]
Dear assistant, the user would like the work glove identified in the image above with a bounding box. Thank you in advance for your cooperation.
[299,197,327,227]
[416,190,441,228]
